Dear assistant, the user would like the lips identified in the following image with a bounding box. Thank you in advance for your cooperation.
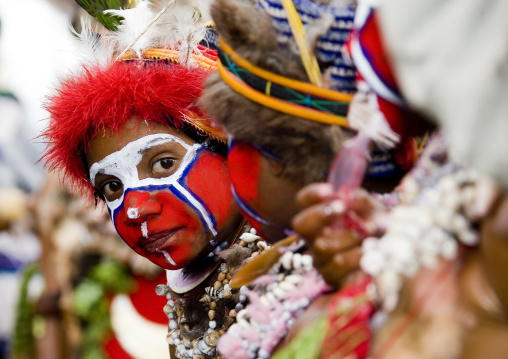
[138,227,183,253]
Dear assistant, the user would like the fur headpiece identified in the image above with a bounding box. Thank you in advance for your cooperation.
[200,0,354,186]
[43,0,225,198]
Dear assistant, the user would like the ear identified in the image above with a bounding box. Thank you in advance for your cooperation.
[266,157,285,177]
[210,0,278,55]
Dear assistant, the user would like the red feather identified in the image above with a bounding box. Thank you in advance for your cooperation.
[43,61,221,199]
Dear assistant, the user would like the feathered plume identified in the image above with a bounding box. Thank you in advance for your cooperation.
[105,0,159,56]
[70,18,116,66]
[104,0,213,65]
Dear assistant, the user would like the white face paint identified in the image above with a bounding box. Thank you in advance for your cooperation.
[89,133,217,236]
[90,134,197,209]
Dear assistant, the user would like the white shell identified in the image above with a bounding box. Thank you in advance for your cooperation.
[257,241,268,250]
[301,255,313,270]
[240,232,260,243]
[284,274,302,284]
[279,281,296,292]
[281,251,293,270]
[292,253,303,269]
[272,287,286,299]
[155,284,169,296]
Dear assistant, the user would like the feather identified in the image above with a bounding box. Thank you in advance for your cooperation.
[229,235,299,289]
[105,1,158,56]
[70,17,116,66]
[105,0,211,61]
[146,0,213,66]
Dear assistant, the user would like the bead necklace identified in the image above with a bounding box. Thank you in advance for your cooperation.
[360,133,482,312]
[156,227,269,359]
[217,239,331,359]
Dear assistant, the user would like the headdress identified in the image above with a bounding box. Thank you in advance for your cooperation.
[216,0,357,128]
[203,0,422,185]
[199,0,359,187]
[43,0,225,198]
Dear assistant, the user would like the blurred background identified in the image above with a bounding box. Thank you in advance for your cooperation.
[0,1,169,358]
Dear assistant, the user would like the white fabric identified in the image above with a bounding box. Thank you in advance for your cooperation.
[378,0,508,189]
[110,294,169,359]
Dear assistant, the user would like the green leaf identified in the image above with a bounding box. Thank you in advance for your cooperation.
[75,0,124,31]
[90,260,134,294]
[272,317,327,359]
[73,280,105,318]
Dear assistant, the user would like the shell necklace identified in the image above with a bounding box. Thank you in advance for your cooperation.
[156,226,269,358]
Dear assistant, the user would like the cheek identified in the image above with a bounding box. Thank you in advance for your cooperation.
[112,189,201,251]
[186,151,234,228]
[227,143,265,233]
[227,143,262,208]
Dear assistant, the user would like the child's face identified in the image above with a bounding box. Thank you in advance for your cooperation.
[226,140,300,242]
[86,118,239,270]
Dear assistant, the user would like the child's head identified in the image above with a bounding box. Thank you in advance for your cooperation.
[200,0,355,240]
[43,3,242,270]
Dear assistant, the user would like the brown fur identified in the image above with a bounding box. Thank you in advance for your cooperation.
[199,0,347,186]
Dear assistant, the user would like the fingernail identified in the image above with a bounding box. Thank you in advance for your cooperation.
[330,200,345,214]
[316,184,334,197]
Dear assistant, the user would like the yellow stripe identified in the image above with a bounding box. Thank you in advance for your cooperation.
[218,61,348,127]
[118,48,217,70]
[219,38,352,103]
[265,81,272,96]
[280,0,323,86]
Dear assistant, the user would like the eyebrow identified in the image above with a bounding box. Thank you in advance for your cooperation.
[92,172,114,186]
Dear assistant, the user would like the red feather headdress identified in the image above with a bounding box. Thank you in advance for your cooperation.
[42,0,224,198]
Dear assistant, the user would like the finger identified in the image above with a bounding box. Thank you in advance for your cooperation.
[295,183,335,209]
[317,247,362,288]
[311,229,361,266]
[292,200,346,242]
[347,190,377,217]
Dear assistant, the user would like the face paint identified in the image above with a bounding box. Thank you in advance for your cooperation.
[90,133,233,269]
[227,140,287,241]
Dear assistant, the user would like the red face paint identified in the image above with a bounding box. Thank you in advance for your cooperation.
[114,188,205,270]
[227,141,263,232]
[112,148,235,270]
[227,141,287,241]
[186,151,234,228]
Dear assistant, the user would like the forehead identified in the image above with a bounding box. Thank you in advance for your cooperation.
[85,118,194,167]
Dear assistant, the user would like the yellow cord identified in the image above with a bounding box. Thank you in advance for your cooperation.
[219,38,352,103]
[118,48,217,70]
[280,0,323,87]
[218,61,348,127]
[418,131,429,153]
[265,81,272,96]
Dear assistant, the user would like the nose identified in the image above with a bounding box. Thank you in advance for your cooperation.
[123,190,162,224]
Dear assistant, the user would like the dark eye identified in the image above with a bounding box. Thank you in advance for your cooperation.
[153,158,175,174]
[101,181,124,201]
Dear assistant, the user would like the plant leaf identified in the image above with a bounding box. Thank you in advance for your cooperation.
[75,0,124,31]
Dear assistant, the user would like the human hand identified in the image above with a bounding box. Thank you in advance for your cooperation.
[292,183,384,288]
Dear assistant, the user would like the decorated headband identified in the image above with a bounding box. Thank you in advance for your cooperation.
[216,0,356,129]
[218,37,351,128]
[215,0,420,178]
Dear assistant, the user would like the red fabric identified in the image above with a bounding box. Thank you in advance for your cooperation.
[321,275,375,359]
[128,272,169,324]
[394,137,418,171]
[43,61,217,199]
[358,12,399,97]
[103,272,169,358]
[104,333,134,359]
